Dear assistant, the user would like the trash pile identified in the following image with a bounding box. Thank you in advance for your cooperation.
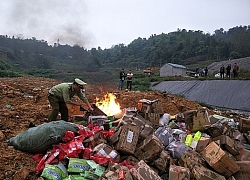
[7,97,250,180]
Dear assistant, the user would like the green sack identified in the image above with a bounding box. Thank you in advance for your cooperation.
[7,120,79,153]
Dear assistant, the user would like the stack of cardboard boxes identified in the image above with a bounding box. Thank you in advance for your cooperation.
[138,99,164,126]
[62,99,250,179]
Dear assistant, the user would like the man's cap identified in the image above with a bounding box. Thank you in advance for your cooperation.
[74,78,87,88]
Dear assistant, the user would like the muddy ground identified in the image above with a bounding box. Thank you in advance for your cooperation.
[0,76,247,179]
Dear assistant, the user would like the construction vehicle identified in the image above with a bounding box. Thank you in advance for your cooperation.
[143,67,160,76]
[143,68,152,74]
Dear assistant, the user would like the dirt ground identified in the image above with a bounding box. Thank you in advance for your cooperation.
[0,76,246,179]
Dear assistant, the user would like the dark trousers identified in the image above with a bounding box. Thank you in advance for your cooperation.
[233,70,238,78]
[48,94,68,121]
[127,81,132,91]
[118,80,124,90]
[220,72,224,78]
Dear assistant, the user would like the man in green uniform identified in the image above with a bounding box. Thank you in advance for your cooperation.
[47,78,94,121]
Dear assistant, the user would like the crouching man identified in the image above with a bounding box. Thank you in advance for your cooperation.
[47,78,93,121]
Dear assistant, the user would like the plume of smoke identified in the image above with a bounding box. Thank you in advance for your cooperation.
[2,0,93,48]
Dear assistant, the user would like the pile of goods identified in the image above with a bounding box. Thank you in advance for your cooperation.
[7,98,250,180]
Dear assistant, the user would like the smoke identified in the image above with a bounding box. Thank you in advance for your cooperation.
[1,0,93,48]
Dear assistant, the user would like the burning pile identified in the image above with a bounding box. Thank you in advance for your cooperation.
[6,92,250,180]
[95,93,122,116]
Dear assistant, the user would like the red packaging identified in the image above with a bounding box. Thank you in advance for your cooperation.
[118,169,126,180]
[62,131,75,142]
[35,153,49,174]
[83,148,92,160]
[33,154,44,163]
[44,150,60,164]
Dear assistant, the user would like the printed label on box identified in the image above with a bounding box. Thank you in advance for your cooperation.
[127,131,134,143]
[109,150,118,159]
[98,149,107,157]
[162,130,168,135]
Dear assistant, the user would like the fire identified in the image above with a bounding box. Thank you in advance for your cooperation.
[95,93,121,116]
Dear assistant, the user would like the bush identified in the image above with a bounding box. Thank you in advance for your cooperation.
[0,70,22,77]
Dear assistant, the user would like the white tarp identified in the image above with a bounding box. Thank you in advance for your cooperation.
[150,80,250,112]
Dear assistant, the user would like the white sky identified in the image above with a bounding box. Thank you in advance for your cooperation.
[0,0,249,50]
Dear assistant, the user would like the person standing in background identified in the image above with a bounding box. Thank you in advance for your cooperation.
[219,65,225,78]
[226,64,231,78]
[118,68,126,90]
[233,63,239,78]
[204,67,208,77]
[126,70,133,91]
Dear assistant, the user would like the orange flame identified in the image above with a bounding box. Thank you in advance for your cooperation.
[95,93,121,116]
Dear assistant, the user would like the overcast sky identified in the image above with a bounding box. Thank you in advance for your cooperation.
[0,0,249,50]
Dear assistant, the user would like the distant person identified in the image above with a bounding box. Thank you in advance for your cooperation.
[204,67,208,77]
[126,70,133,91]
[233,63,239,78]
[195,68,199,78]
[196,68,199,74]
[47,78,93,122]
[220,65,225,78]
[226,64,231,78]
[118,68,126,90]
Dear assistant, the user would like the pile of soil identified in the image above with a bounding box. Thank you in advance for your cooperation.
[0,76,245,179]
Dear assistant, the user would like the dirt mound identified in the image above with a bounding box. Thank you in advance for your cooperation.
[0,76,232,179]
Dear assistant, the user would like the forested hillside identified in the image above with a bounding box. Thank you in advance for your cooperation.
[0,25,250,81]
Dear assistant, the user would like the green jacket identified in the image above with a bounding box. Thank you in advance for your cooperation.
[49,83,88,103]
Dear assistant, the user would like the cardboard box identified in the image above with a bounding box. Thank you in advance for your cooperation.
[213,135,240,155]
[116,123,140,154]
[92,143,120,161]
[83,131,107,148]
[234,161,250,180]
[152,150,170,173]
[183,108,210,132]
[108,164,134,180]
[169,165,190,180]
[101,165,134,180]
[239,117,250,132]
[134,134,163,163]
[138,99,164,114]
[109,127,122,145]
[195,137,211,152]
[140,124,154,139]
[144,113,161,125]
[131,116,146,130]
[151,100,164,114]
[200,141,240,178]
[203,124,223,138]
[192,164,226,180]
[125,155,140,166]
[131,116,154,143]
[235,148,250,161]
[209,114,234,125]
[100,170,116,180]
[130,160,162,180]
[88,115,108,127]
[138,100,152,113]
[179,150,208,169]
